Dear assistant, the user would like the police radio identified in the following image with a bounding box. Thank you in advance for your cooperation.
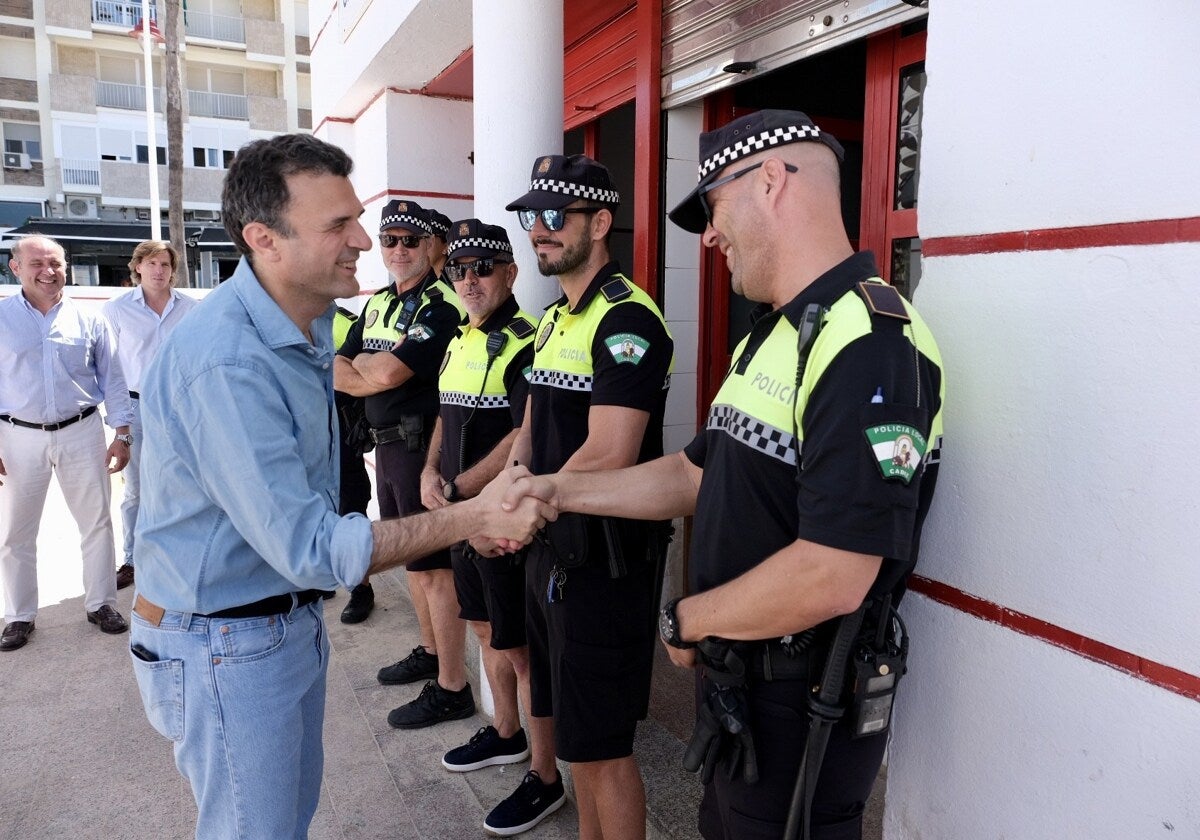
[849,598,908,738]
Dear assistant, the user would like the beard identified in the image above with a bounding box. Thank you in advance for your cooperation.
[536,234,592,278]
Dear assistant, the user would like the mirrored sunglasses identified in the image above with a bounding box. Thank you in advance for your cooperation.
[378,233,428,249]
[445,257,512,282]
[517,207,602,232]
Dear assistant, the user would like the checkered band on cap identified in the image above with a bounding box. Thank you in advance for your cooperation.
[528,178,620,206]
[380,212,432,235]
[698,124,825,181]
[447,237,513,257]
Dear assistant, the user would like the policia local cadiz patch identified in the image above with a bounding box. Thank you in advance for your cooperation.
[605,333,648,365]
[865,423,927,484]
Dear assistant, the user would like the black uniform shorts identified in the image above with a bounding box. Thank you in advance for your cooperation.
[451,542,527,650]
[374,440,450,572]
[695,665,888,840]
[524,537,659,763]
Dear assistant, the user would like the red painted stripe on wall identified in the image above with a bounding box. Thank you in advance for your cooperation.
[923,216,1200,257]
[361,188,474,206]
[909,575,1200,702]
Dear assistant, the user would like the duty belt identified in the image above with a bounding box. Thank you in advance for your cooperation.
[370,424,413,446]
[0,404,97,431]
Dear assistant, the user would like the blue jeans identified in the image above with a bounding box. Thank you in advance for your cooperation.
[120,399,141,566]
[130,598,329,839]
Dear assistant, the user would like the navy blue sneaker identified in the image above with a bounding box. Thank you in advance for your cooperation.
[484,770,566,836]
[443,725,530,772]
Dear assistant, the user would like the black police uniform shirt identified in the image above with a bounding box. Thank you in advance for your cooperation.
[337,270,464,428]
[528,261,674,550]
[437,295,536,478]
[684,251,945,607]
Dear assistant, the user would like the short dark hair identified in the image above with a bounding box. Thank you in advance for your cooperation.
[222,134,354,256]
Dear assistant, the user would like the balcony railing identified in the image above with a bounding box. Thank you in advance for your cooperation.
[92,0,154,28]
[96,80,163,112]
[184,10,244,43]
[188,89,248,120]
[61,158,102,189]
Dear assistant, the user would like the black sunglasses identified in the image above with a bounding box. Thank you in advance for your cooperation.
[517,207,602,232]
[445,257,512,282]
[378,232,428,249]
[697,161,799,223]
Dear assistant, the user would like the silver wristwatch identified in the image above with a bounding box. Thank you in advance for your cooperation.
[115,433,134,446]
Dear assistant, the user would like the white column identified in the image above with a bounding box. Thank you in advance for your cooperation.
[472,0,563,313]
[140,0,162,240]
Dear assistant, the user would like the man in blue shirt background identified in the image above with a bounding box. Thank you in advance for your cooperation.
[129,133,552,840]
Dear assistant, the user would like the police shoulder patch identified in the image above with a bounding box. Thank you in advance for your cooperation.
[605,332,648,365]
[600,278,632,303]
[856,281,910,323]
[535,319,555,352]
[407,323,434,343]
[864,423,927,484]
[507,316,535,340]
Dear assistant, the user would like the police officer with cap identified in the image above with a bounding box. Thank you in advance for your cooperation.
[427,209,452,279]
[496,154,675,839]
[417,219,563,834]
[499,112,945,839]
[334,198,473,728]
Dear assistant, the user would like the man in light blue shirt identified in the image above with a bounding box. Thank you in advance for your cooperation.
[129,133,553,840]
[102,240,198,591]
[0,234,134,652]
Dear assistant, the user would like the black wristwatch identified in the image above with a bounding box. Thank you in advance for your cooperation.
[442,478,460,502]
[659,597,695,649]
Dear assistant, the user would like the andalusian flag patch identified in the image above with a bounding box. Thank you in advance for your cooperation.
[605,333,648,365]
[865,423,927,484]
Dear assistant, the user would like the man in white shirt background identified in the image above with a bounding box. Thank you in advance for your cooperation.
[102,240,198,590]
[0,234,133,651]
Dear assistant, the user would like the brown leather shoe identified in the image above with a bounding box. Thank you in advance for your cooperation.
[1,621,34,651]
[86,605,128,634]
[115,563,135,590]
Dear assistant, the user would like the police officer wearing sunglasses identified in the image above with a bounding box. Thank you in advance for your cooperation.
[495,154,675,839]
[334,199,475,727]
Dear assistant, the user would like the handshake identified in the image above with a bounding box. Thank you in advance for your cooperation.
[465,466,567,557]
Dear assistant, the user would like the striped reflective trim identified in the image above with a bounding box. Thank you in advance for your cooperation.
[924,434,943,467]
[707,404,798,466]
[363,338,395,351]
[530,369,592,392]
[440,391,511,409]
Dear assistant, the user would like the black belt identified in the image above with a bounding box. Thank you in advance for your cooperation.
[201,589,325,620]
[743,635,822,681]
[129,390,141,400]
[0,404,97,431]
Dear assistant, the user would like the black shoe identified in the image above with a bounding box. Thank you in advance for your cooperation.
[387,680,475,729]
[0,621,34,651]
[443,725,530,772]
[377,645,439,685]
[340,582,375,624]
[484,770,566,836]
[86,605,128,634]
[115,563,135,590]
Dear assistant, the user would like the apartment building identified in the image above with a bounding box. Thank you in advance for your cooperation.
[0,0,311,286]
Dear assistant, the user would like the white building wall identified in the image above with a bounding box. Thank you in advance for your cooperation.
[892,0,1200,836]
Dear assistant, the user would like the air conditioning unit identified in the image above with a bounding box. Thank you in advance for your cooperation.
[66,196,99,219]
[2,152,32,170]
[189,209,220,221]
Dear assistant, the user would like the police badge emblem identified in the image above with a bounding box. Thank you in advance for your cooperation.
[365,308,379,328]
[537,157,552,175]
[459,222,470,236]
[535,319,554,352]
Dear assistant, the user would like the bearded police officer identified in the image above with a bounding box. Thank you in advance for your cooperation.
[499,112,945,840]
[499,155,675,839]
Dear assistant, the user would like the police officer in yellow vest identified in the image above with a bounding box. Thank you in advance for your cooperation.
[416,219,562,834]
[332,306,371,521]
[498,112,945,840]
[497,155,675,839]
[334,199,474,728]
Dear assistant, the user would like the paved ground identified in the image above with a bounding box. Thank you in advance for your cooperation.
[0,473,884,839]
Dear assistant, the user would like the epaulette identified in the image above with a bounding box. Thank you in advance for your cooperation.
[600,277,633,303]
[856,280,910,323]
[424,286,444,304]
[506,316,536,339]
[335,305,357,322]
